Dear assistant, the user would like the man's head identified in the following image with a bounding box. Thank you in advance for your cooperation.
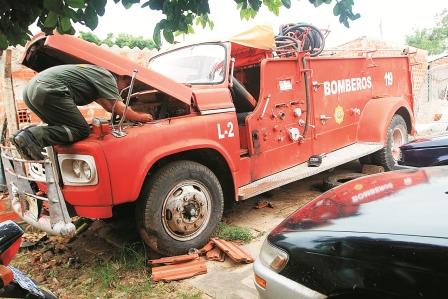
[114,74,132,91]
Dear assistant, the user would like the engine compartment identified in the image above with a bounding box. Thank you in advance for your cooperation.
[127,89,190,120]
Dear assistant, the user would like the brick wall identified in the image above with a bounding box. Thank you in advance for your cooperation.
[414,55,448,134]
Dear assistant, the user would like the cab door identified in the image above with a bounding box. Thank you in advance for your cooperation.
[308,57,369,154]
[245,58,312,180]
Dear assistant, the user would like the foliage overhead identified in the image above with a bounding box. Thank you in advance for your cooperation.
[79,31,157,49]
[406,10,448,55]
[0,0,359,50]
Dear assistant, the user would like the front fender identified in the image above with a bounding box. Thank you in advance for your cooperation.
[133,139,238,201]
[357,97,414,144]
[104,114,240,204]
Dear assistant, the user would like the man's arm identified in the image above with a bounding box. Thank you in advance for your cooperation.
[95,99,153,122]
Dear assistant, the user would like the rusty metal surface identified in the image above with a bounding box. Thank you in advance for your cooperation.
[211,238,254,264]
[206,247,225,262]
[151,259,207,282]
[200,241,215,255]
[149,253,199,265]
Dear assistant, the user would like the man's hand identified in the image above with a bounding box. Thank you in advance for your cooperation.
[95,99,154,123]
[138,113,153,123]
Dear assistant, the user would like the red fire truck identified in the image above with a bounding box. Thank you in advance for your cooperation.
[1,25,415,255]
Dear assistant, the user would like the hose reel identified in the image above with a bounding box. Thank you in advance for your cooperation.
[275,23,326,57]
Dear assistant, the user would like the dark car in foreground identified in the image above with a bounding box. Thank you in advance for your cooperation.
[254,167,448,299]
[399,134,448,167]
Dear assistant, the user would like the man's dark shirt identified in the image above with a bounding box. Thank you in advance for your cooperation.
[33,64,120,105]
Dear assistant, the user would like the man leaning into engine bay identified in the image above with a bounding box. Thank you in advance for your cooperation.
[11,64,153,160]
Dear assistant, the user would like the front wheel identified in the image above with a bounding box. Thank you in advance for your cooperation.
[372,115,408,171]
[136,160,224,256]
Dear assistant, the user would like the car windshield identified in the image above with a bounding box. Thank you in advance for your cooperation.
[148,44,226,84]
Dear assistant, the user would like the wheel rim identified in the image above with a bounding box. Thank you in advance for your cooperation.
[161,180,212,241]
[391,126,406,161]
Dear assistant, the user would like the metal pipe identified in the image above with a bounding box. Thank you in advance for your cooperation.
[117,69,138,131]
[301,56,311,139]
[229,58,235,87]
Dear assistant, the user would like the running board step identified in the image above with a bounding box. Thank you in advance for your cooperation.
[238,142,383,200]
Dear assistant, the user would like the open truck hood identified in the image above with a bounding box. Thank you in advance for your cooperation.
[22,33,192,106]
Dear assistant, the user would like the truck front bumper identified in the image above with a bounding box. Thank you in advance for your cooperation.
[1,145,75,236]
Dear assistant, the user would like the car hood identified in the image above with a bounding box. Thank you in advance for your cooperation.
[271,167,448,239]
[22,33,192,106]
[401,135,448,150]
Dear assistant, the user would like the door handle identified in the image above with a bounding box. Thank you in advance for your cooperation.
[350,108,361,116]
[319,115,332,120]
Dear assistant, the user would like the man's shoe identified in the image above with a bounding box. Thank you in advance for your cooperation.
[13,130,44,160]
[10,135,33,160]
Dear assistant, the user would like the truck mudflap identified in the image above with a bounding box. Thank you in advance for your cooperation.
[0,145,75,236]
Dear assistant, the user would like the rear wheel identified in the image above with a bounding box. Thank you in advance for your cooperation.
[136,160,224,256]
[372,115,408,171]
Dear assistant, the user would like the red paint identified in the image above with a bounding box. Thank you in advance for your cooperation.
[272,169,428,235]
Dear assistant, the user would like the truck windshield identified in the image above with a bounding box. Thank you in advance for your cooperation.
[148,44,226,84]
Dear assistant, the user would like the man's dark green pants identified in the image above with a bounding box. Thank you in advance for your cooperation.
[23,79,90,147]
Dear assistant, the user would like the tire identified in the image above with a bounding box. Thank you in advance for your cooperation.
[359,154,372,165]
[323,173,366,190]
[372,115,408,171]
[136,160,224,256]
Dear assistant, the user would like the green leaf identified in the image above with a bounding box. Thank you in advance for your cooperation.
[84,5,99,29]
[248,0,262,11]
[349,12,361,20]
[121,0,137,9]
[333,3,340,15]
[43,11,59,28]
[91,0,107,16]
[0,33,7,50]
[153,23,162,48]
[60,17,72,32]
[143,0,163,10]
[43,0,63,12]
[66,0,85,8]
[163,29,174,43]
[187,24,195,34]
[281,0,291,9]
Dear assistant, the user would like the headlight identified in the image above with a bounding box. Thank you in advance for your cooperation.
[72,160,92,180]
[259,238,289,272]
[72,160,81,177]
[58,154,98,186]
[82,161,92,180]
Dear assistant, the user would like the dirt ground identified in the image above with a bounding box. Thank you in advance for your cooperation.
[10,162,363,298]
